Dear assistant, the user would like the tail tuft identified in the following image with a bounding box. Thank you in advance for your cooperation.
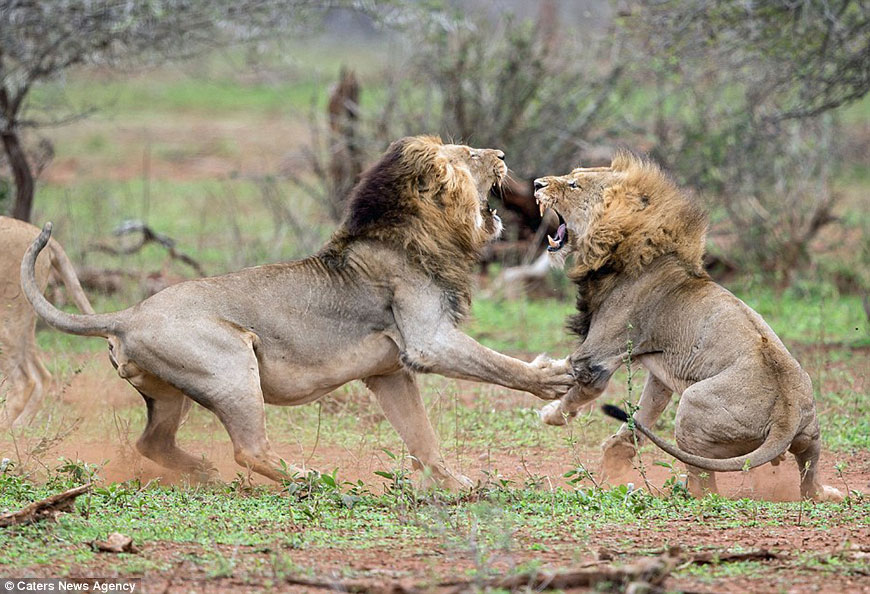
[601,404,630,423]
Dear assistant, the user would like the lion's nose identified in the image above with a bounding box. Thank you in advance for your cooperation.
[495,150,505,160]
[533,179,548,191]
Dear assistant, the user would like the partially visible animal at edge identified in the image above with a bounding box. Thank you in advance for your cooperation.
[20,136,574,488]
[1,216,95,428]
[532,153,843,502]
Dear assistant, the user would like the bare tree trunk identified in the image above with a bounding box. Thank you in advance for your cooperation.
[2,128,35,222]
[326,67,362,221]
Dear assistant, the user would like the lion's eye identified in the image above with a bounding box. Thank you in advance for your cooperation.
[470,153,480,160]
[568,180,578,189]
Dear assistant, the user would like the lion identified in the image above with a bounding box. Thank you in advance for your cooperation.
[1,216,95,428]
[20,136,574,487]
[532,152,842,502]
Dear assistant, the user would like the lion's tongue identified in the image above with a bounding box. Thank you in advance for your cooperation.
[547,223,567,252]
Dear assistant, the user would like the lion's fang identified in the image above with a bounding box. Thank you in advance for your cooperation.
[547,235,559,248]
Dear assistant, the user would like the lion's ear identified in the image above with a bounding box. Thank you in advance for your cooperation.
[416,174,433,195]
[415,158,448,197]
[625,191,651,210]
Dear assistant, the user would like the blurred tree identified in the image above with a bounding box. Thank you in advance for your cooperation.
[618,0,868,283]
[0,0,381,222]
[373,4,626,180]
[629,0,869,122]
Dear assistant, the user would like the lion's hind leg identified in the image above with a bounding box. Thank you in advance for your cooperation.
[135,386,217,481]
[686,464,719,498]
[180,350,297,483]
[790,432,844,502]
[11,350,52,427]
[0,336,48,429]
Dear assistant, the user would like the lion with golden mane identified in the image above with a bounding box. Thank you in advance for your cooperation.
[532,152,842,502]
[21,136,573,487]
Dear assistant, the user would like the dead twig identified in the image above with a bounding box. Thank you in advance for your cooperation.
[88,220,205,277]
[0,482,92,528]
[281,548,780,593]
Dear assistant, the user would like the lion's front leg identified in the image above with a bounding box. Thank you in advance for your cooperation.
[365,370,472,490]
[403,327,574,399]
[392,289,574,400]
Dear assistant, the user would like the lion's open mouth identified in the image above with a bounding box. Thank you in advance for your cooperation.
[547,211,568,252]
[486,182,502,218]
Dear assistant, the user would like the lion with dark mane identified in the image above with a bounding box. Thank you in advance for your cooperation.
[21,135,573,487]
[533,152,842,501]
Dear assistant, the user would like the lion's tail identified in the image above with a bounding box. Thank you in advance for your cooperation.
[601,398,800,472]
[21,223,117,338]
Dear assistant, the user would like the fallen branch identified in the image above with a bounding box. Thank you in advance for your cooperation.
[0,483,92,528]
[682,548,778,566]
[443,554,675,592]
[281,548,779,593]
[283,553,676,593]
[88,220,204,277]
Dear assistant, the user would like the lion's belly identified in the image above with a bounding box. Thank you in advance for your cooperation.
[256,333,401,405]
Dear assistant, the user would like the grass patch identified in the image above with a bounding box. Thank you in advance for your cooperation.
[0,467,866,572]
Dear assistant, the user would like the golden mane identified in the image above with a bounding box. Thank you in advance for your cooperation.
[570,151,708,281]
[321,135,485,317]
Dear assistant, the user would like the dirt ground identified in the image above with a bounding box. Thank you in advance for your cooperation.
[3,353,869,593]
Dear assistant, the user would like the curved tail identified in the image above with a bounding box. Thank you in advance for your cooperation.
[21,223,117,337]
[601,401,798,472]
[48,236,96,315]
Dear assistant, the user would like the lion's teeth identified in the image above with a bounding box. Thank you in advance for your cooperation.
[492,209,497,216]
[539,203,545,216]
[547,235,559,248]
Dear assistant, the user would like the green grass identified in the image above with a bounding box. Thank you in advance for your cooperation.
[29,38,391,119]
[0,466,866,574]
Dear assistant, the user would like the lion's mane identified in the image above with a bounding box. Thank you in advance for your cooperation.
[568,152,709,339]
[321,136,486,319]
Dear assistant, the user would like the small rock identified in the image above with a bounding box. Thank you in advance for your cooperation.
[93,532,138,554]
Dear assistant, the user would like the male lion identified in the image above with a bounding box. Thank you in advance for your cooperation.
[532,152,842,502]
[1,216,95,427]
[21,136,574,487]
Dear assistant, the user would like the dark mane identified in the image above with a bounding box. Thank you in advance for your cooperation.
[318,135,481,322]
[343,139,419,236]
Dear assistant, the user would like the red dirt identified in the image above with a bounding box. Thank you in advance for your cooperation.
[3,353,869,593]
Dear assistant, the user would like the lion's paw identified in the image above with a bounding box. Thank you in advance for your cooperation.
[529,355,575,400]
[812,484,845,503]
[540,401,574,426]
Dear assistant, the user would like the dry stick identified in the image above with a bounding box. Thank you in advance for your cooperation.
[623,328,658,495]
[303,402,323,470]
[280,551,695,593]
[282,549,776,594]
[0,482,92,528]
[89,221,205,277]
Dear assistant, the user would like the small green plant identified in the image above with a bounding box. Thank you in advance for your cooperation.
[655,461,690,499]
[373,448,415,498]
[563,463,600,489]
[49,458,101,488]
